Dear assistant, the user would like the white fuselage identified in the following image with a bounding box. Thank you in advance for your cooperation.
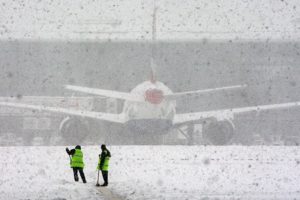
[122,81,176,121]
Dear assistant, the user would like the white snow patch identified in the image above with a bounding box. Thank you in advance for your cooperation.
[0,146,300,199]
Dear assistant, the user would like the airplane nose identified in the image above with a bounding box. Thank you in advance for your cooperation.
[145,89,164,104]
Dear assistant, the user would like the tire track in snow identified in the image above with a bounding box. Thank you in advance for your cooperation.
[97,187,124,200]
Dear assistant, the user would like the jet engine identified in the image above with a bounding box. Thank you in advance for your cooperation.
[202,119,235,145]
[59,116,89,144]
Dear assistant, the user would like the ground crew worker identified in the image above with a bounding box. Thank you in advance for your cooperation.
[66,145,87,183]
[97,144,111,187]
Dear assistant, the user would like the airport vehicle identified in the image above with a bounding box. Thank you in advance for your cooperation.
[0,96,99,145]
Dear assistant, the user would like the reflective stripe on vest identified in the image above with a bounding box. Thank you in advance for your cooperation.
[71,149,84,168]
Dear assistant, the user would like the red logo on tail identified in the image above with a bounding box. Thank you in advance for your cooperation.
[145,89,163,104]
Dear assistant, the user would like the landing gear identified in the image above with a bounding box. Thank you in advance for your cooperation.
[176,119,235,145]
[177,124,199,145]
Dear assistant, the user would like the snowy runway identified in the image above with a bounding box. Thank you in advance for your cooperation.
[1,146,300,200]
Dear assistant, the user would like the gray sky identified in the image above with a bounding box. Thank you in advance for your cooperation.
[0,0,299,41]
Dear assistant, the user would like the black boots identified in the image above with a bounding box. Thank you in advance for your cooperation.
[75,176,86,183]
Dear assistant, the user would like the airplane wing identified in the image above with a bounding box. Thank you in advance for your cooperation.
[173,101,300,125]
[0,102,127,123]
[65,85,144,102]
[165,84,247,100]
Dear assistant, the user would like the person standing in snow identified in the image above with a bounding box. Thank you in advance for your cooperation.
[66,145,87,183]
[97,144,111,187]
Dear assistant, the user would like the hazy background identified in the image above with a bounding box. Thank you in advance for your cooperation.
[0,0,299,145]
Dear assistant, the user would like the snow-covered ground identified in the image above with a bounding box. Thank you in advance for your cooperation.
[1,146,300,200]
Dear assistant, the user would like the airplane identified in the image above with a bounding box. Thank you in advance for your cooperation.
[0,60,299,145]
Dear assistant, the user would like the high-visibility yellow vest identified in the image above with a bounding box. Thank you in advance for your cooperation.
[71,149,84,168]
[97,150,110,171]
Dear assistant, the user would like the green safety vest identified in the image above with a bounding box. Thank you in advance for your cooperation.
[97,150,110,171]
[71,149,85,168]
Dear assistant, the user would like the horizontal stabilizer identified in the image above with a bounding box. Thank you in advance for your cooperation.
[65,85,144,102]
[166,84,247,100]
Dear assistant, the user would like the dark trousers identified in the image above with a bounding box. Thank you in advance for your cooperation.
[101,170,108,184]
[73,167,86,183]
